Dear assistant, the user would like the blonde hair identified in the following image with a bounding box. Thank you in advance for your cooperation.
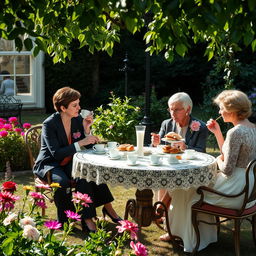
[168,92,193,114]
[214,90,252,120]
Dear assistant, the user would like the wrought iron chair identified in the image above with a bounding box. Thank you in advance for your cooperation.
[24,124,53,215]
[191,159,256,256]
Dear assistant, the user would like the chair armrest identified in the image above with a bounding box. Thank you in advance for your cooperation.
[195,186,244,206]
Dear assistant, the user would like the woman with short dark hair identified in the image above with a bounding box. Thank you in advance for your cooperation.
[34,87,120,232]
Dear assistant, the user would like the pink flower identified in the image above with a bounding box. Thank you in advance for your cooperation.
[29,191,44,200]
[130,241,148,256]
[190,120,201,132]
[19,216,36,228]
[0,191,20,203]
[65,210,81,221]
[35,183,51,190]
[73,131,81,139]
[36,200,47,209]
[44,220,62,230]
[0,118,6,123]
[21,132,25,136]
[72,192,93,207]
[22,225,40,241]
[0,130,8,137]
[116,220,138,240]
[8,117,17,123]
[14,127,23,133]
[23,123,31,129]
[109,125,114,129]
[3,124,12,130]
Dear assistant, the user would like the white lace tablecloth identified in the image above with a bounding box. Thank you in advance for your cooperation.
[72,150,218,191]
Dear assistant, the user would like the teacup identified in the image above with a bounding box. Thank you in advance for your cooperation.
[127,153,138,165]
[93,144,105,152]
[107,141,120,149]
[108,148,120,158]
[184,149,195,160]
[168,154,179,164]
[80,109,92,118]
[150,154,161,165]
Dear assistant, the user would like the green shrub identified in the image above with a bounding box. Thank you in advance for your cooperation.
[92,92,141,144]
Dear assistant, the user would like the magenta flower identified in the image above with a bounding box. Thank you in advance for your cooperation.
[72,131,81,139]
[130,241,148,256]
[0,130,8,137]
[36,200,47,209]
[29,192,44,200]
[190,120,201,132]
[0,191,20,203]
[23,123,31,129]
[3,124,12,130]
[116,220,138,240]
[14,127,23,133]
[72,192,93,207]
[65,210,81,221]
[21,132,25,136]
[8,117,18,123]
[0,118,6,123]
[44,220,62,230]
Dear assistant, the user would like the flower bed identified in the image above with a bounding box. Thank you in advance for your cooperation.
[0,117,31,172]
[0,181,148,256]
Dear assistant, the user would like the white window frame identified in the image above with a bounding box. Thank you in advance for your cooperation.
[0,43,44,109]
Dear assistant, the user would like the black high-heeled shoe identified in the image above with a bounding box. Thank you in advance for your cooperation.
[102,206,122,223]
[81,219,96,233]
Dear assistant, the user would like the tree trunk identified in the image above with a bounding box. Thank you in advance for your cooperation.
[5,161,12,180]
[91,53,100,97]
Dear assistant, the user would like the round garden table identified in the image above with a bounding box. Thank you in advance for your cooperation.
[72,149,217,240]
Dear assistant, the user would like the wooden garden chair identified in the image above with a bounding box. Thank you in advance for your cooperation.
[24,124,53,215]
[191,159,256,256]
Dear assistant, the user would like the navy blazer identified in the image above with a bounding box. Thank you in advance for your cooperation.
[33,112,86,179]
[158,116,208,152]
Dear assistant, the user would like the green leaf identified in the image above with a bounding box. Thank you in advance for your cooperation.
[15,37,23,51]
[244,31,254,46]
[24,38,33,51]
[251,39,256,51]
[124,16,137,34]
[175,43,187,57]
[164,50,174,62]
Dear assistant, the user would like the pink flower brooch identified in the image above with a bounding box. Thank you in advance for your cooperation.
[73,131,81,139]
[190,120,201,132]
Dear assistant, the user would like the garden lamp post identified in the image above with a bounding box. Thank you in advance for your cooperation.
[119,52,130,97]
[140,50,152,146]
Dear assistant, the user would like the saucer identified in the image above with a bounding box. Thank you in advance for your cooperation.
[109,155,121,160]
[127,162,138,166]
[168,161,180,165]
[93,150,106,155]
[149,162,161,166]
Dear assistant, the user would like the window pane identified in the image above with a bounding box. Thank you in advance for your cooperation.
[16,55,30,74]
[16,76,30,94]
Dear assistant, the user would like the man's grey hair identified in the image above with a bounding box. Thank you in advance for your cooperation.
[168,92,193,114]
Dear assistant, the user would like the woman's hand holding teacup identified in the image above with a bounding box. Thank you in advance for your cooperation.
[206,118,221,135]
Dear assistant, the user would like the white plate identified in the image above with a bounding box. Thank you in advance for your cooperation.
[109,155,121,160]
[127,162,138,166]
[93,151,106,155]
[179,160,190,164]
[168,161,181,165]
[161,138,185,143]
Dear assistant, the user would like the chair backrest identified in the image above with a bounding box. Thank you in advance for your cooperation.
[240,159,256,212]
[24,124,42,169]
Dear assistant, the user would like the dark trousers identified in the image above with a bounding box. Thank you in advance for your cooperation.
[76,179,114,219]
[50,161,75,224]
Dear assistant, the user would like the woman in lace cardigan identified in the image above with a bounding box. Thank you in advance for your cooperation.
[160,90,256,252]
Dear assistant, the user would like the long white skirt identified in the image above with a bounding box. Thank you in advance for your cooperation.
[167,167,254,253]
